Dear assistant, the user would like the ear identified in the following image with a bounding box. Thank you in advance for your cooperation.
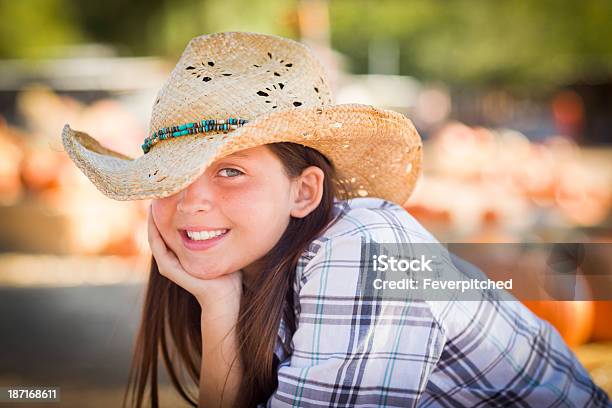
[290,166,324,219]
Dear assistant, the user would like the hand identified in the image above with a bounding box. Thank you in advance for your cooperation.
[147,205,243,311]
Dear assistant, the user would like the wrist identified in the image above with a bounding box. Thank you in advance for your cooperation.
[198,306,243,408]
[195,273,243,312]
[198,293,241,323]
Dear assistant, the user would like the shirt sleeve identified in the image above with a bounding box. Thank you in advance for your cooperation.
[263,235,446,407]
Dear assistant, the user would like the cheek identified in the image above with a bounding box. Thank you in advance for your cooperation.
[225,181,292,248]
[223,179,290,226]
[151,198,177,242]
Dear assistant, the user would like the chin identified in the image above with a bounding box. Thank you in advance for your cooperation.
[183,262,226,280]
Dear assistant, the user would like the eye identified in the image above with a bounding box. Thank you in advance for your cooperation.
[218,168,244,178]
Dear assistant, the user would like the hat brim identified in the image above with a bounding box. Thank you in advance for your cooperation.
[62,103,422,205]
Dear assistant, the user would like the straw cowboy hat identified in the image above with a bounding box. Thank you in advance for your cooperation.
[62,31,422,205]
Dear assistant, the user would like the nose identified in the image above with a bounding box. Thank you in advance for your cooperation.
[176,178,214,214]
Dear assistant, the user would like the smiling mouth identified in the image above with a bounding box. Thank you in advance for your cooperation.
[183,229,229,241]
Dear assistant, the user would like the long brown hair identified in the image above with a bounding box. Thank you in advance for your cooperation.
[124,142,346,407]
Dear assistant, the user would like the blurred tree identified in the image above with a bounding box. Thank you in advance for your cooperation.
[330,0,612,91]
[0,0,297,59]
[0,0,84,58]
[136,0,297,59]
[2,0,611,91]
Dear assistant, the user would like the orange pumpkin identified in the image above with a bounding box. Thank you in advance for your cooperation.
[522,299,595,347]
[590,301,612,341]
[521,272,595,347]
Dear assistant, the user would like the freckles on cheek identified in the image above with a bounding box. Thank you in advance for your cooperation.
[222,183,265,209]
[151,199,179,244]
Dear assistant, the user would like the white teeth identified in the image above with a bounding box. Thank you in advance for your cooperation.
[186,229,227,241]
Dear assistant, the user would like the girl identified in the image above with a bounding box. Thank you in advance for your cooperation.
[62,32,610,407]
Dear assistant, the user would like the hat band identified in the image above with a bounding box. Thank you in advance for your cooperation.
[142,118,249,153]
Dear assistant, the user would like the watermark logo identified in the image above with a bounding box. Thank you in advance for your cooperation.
[372,254,434,272]
[357,242,612,301]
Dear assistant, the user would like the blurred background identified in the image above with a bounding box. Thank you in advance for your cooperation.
[0,0,611,406]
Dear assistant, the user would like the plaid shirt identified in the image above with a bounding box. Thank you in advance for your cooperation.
[259,197,610,407]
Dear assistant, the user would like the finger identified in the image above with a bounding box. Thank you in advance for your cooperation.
[147,206,202,289]
[147,207,183,273]
[147,205,171,260]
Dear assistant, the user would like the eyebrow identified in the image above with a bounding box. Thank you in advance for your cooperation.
[226,151,250,159]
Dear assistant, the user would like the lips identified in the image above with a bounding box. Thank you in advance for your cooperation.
[179,228,230,251]
[185,229,228,241]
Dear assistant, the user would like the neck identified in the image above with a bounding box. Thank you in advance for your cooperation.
[240,260,263,290]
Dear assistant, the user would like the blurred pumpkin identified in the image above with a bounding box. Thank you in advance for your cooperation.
[555,162,611,226]
[519,258,595,347]
[430,122,497,180]
[523,300,594,347]
[522,274,595,347]
[511,144,557,204]
[404,204,451,224]
[20,146,64,193]
[0,119,25,204]
[591,301,612,341]
[584,239,612,341]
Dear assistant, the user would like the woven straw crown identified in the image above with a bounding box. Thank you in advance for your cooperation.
[62,31,423,204]
[150,32,333,137]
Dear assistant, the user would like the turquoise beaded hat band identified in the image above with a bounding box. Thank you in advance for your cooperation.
[142,118,248,153]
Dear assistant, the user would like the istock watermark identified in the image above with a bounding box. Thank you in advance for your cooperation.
[372,254,434,272]
[357,241,612,302]
[369,250,512,299]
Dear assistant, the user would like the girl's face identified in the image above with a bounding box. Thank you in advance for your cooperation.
[151,145,323,281]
